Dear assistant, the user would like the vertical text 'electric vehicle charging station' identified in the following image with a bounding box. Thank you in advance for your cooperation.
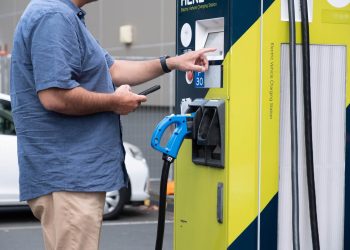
[151,0,350,249]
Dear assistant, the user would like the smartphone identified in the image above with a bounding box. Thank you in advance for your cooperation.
[138,85,161,95]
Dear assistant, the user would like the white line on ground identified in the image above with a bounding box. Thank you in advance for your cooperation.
[103,220,173,226]
[0,220,173,232]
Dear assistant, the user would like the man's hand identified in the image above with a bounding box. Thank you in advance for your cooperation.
[112,85,147,115]
[167,48,216,72]
[109,48,215,87]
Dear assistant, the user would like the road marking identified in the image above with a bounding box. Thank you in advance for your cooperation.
[0,225,41,231]
[0,220,173,232]
[103,220,173,226]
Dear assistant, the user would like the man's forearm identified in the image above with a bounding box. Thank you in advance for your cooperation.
[109,49,212,87]
[38,87,115,116]
[110,59,172,86]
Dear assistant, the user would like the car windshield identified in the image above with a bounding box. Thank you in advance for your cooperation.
[0,98,11,112]
[0,98,15,135]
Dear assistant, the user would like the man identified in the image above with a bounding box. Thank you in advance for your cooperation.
[10,0,213,249]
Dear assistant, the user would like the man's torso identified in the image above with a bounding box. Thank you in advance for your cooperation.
[10,0,126,201]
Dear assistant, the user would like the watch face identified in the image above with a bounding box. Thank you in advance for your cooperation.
[181,23,192,48]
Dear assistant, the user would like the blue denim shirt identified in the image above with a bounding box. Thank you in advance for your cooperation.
[10,0,127,201]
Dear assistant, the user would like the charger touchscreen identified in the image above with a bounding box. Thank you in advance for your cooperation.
[204,31,224,58]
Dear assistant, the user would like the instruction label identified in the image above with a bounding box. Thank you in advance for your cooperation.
[269,42,275,120]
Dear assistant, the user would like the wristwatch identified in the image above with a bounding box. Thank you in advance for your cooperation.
[160,55,171,73]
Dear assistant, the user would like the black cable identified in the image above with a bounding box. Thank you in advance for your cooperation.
[287,0,300,249]
[155,155,173,250]
[300,1,320,249]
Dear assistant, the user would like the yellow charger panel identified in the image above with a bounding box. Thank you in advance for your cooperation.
[175,0,350,249]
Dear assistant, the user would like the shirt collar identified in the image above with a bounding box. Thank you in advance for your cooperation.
[59,0,86,22]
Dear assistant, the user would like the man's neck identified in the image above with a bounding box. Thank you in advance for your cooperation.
[71,0,85,8]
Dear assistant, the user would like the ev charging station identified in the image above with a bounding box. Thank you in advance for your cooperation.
[152,0,350,249]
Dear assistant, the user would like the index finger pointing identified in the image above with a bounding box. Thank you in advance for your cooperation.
[198,47,217,55]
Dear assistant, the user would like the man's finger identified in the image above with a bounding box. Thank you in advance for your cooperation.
[191,65,205,72]
[119,84,131,91]
[196,55,209,71]
[135,94,148,102]
[203,58,209,71]
[198,47,216,55]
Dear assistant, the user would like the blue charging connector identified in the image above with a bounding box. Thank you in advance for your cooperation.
[151,113,194,159]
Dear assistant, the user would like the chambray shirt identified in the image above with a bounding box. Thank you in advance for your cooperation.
[10,0,127,201]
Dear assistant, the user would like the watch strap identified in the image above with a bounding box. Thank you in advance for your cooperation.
[160,56,171,73]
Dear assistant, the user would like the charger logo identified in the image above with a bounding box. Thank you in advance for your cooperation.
[181,0,205,6]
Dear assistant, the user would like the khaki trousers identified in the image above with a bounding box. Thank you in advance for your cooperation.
[28,191,106,250]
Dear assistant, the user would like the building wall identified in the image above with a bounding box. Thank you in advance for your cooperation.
[84,0,176,107]
[0,0,176,107]
[0,1,28,51]
[0,0,177,179]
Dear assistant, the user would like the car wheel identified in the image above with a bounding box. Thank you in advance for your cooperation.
[103,186,129,220]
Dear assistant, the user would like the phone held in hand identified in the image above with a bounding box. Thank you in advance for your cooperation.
[138,85,161,95]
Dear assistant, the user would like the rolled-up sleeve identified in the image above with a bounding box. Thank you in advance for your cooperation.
[31,13,81,92]
[104,49,115,68]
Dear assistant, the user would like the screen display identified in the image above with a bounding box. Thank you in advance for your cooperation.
[204,31,224,58]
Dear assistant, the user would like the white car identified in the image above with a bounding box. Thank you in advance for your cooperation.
[0,93,150,219]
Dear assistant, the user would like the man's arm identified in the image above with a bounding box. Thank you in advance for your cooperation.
[38,85,147,116]
[110,48,215,86]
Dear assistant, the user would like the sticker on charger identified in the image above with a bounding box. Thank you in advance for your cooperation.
[194,72,205,88]
[194,65,222,89]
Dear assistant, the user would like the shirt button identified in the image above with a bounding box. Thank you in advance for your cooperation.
[78,11,83,16]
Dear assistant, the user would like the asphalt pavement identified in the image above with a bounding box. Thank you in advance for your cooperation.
[0,205,174,250]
